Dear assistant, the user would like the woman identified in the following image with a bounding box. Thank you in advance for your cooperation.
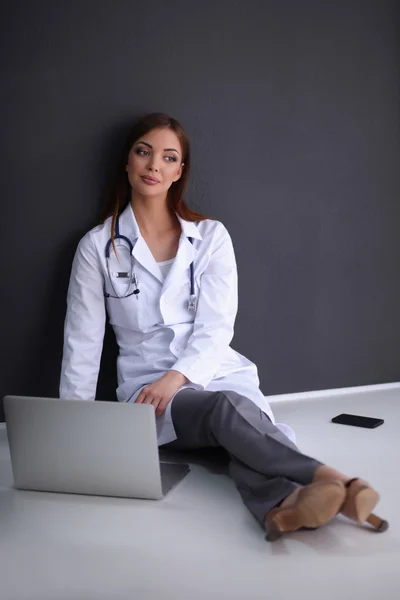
[60,112,388,541]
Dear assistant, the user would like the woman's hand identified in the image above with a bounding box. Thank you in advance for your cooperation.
[135,370,189,417]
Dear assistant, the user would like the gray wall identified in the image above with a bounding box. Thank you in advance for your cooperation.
[1,0,399,420]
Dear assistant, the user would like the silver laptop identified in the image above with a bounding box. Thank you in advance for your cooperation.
[3,395,190,500]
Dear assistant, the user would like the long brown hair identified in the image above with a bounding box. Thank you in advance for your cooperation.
[100,112,210,256]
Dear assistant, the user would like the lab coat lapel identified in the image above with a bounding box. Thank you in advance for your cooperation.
[161,235,197,298]
[117,204,164,284]
[131,237,164,283]
[162,214,202,298]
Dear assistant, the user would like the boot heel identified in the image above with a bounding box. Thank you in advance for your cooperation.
[272,508,303,532]
[342,478,389,532]
[265,508,301,542]
[366,513,389,532]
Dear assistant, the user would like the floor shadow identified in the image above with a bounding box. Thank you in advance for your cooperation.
[159,446,231,476]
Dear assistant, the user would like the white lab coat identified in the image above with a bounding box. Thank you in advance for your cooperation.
[60,203,295,446]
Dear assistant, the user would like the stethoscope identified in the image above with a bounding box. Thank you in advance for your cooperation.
[104,213,197,311]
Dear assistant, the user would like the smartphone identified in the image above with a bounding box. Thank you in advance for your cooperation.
[331,413,384,429]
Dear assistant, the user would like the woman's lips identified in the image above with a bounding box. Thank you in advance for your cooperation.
[141,176,160,185]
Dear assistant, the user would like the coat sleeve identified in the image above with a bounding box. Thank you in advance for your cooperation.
[59,231,106,400]
[171,222,238,388]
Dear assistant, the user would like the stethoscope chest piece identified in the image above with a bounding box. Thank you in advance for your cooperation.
[188,294,196,311]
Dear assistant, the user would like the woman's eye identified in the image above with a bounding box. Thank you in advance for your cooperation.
[135,148,176,162]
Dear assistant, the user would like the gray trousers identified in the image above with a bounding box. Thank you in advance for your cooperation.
[161,388,323,528]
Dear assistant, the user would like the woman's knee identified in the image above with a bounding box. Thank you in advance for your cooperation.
[215,390,244,407]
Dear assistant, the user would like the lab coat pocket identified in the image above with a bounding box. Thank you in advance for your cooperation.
[105,275,148,331]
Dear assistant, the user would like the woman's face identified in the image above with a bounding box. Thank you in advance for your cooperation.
[126,127,184,198]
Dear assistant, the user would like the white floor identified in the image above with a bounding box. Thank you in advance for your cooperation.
[0,386,399,600]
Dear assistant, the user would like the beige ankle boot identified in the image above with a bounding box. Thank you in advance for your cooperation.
[265,479,346,542]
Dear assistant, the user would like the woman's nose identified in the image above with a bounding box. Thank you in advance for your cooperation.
[148,156,160,171]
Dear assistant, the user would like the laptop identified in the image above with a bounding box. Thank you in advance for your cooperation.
[3,395,190,500]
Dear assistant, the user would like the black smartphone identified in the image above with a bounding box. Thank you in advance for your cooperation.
[331,413,384,429]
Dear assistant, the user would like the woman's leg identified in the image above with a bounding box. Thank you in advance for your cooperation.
[163,388,332,527]
[163,388,386,534]
[167,388,323,478]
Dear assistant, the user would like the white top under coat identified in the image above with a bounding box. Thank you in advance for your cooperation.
[156,258,175,281]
